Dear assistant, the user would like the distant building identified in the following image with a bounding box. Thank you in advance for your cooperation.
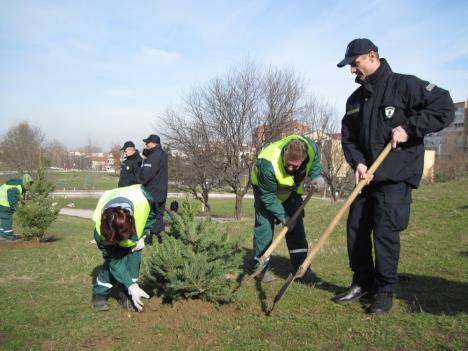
[88,153,108,171]
[423,100,468,180]
[425,100,467,154]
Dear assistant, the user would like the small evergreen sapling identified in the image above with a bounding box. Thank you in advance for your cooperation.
[16,167,59,241]
[144,198,245,303]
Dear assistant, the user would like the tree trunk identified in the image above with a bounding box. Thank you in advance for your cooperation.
[234,193,243,220]
[330,185,338,202]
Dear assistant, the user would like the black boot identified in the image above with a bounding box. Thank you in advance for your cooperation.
[92,295,110,311]
[368,292,393,314]
[295,268,323,286]
[333,285,368,305]
[118,290,137,312]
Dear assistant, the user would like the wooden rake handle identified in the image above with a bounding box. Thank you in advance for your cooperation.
[262,188,315,259]
[297,142,392,276]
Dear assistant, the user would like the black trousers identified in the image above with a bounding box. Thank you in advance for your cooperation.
[347,182,412,293]
[150,200,166,235]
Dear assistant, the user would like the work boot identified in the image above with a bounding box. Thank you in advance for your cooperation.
[92,295,110,311]
[296,268,323,286]
[333,285,368,305]
[118,291,137,312]
[368,292,393,315]
[254,271,275,283]
[0,233,17,241]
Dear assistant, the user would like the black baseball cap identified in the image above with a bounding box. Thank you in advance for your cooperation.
[337,38,378,67]
[143,134,161,144]
[120,141,135,150]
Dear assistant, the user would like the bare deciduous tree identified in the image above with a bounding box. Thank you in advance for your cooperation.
[256,66,304,148]
[299,95,353,201]
[161,61,309,219]
[320,137,354,201]
[44,139,68,169]
[109,143,122,175]
[0,121,45,173]
[202,63,263,219]
[162,105,223,214]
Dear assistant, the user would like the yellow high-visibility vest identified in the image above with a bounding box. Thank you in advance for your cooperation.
[0,184,23,208]
[251,135,315,202]
[93,185,150,248]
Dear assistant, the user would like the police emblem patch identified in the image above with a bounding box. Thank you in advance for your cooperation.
[384,106,395,119]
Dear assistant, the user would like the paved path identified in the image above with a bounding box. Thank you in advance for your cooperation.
[59,207,237,223]
[59,208,94,219]
[51,191,255,199]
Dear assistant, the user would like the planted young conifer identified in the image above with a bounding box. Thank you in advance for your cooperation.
[144,198,244,303]
[16,166,59,241]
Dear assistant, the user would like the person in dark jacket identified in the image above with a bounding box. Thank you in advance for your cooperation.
[0,174,33,241]
[137,134,168,245]
[118,141,142,187]
[334,38,454,314]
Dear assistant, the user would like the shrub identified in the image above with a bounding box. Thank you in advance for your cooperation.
[16,167,59,241]
[144,197,245,303]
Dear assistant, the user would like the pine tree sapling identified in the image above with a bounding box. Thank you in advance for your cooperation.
[144,198,245,303]
[16,167,59,241]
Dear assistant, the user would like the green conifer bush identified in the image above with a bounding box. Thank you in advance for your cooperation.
[16,167,59,241]
[144,198,245,303]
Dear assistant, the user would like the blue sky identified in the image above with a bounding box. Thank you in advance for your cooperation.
[1,0,467,150]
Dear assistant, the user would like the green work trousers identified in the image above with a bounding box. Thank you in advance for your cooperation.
[92,250,141,297]
[253,192,309,271]
[0,208,15,240]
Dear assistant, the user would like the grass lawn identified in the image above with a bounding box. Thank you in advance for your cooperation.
[51,196,257,220]
[0,171,119,191]
[0,179,467,350]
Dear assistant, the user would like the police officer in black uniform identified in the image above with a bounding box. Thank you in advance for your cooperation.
[137,134,168,245]
[118,141,143,187]
[334,38,454,314]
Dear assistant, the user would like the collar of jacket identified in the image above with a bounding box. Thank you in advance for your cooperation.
[356,58,393,93]
[146,144,161,155]
[126,150,140,160]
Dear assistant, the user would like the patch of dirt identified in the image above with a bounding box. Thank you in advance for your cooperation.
[0,239,44,253]
[41,339,59,350]
[88,298,241,350]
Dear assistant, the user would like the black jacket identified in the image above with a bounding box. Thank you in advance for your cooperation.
[137,145,168,202]
[341,59,454,187]
[118,151,143,187]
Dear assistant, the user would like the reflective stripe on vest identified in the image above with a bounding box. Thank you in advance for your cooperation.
[93,185,150,248]
[0,184,23,208]
[251,135,315,202]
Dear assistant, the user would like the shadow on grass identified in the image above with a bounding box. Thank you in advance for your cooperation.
[18,235,61,243]
[397,273,468,315]
[240,248,343,315]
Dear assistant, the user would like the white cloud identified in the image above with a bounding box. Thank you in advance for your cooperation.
[142,47,182,64]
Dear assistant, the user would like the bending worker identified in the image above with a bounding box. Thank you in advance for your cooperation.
[0,174,33,241]
[250,135,325,282]
[91,184,156,312]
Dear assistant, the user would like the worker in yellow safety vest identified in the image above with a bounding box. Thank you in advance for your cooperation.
[0,174,33,241]
[91,184,156,312]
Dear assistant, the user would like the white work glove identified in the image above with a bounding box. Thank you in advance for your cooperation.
[131,237,145,252]
[128,284,150,312]
[310,176,326,192]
